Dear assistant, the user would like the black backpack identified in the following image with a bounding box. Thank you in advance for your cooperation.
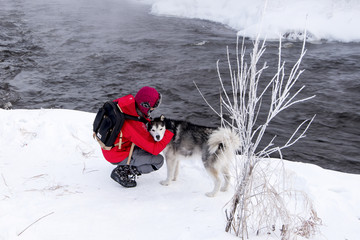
[93,101,147,150]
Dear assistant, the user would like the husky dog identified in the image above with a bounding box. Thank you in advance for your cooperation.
[147,115,240,197]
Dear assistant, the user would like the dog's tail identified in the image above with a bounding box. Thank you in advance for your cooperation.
[208,127,240,155]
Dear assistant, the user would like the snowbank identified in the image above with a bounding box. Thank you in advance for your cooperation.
[134,0,360,42]
[0,109,359,239]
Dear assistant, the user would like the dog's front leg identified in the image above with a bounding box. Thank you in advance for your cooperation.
[160,151,176,186]
[172,159,180,181]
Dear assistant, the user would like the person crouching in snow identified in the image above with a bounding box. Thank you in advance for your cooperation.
[101,86,174,188]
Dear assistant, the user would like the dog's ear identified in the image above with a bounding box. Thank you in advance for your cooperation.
[160,115,165,121]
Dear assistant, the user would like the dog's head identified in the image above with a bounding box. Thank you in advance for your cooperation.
[147,115,166,142]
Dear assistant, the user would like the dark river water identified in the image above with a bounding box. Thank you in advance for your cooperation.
[1,0,359,174]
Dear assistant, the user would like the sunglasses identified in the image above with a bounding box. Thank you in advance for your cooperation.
[140,94,162,109]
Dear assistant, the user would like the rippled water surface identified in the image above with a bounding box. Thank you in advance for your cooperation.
[1,0,359,173]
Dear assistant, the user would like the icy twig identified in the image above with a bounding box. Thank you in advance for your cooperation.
[1,173,8,187]
[18,212,55,236]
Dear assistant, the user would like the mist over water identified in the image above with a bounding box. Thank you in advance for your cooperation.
[1,0,359,173]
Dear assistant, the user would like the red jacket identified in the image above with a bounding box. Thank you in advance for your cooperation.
[101,94,174,164]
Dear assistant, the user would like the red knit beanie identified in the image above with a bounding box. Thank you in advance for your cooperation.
[135,86,161,117]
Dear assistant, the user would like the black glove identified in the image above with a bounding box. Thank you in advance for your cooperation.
[164,118,174,133]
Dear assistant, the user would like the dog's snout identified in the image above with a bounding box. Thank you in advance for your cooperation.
[156,135,160,140]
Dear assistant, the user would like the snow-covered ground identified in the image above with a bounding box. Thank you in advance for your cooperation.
[134,0,360,42]
[0,109,359,239]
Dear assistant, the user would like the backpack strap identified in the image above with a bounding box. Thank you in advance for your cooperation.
[116,131,123,150]
[115,104,125,150]
[123,113,148,124]
[126,143,135,165]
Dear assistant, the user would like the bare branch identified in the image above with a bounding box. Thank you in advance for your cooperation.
[18,212,55,236]
[196,29,319,238]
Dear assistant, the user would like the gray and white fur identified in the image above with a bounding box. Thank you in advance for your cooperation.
[147,115,240,197]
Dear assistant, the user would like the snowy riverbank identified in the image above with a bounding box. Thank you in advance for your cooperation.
[135,0,360,42]
[0,109,359,239]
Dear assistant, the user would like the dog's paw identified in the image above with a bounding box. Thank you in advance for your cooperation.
[160,180,171,186]
[205,192,217,198]
[220,186,229,192]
